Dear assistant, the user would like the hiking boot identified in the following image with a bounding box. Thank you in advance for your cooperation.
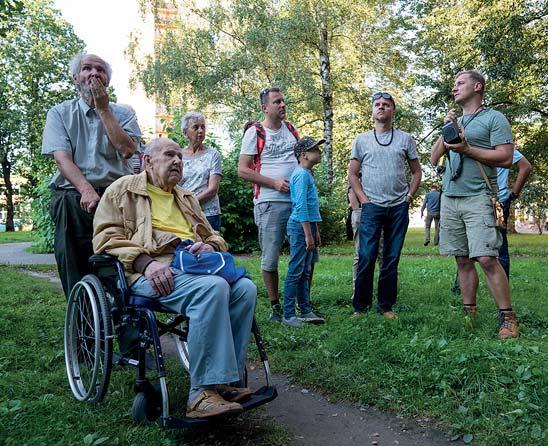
[424,240,430,246]
[269,303,282,322]
[215,384,254,403]
[186,389,243,418]
[498,310,519,340]
[299,311,325,324]
[282,316,303,327]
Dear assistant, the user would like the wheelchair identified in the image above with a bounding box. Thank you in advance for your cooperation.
[63,254,277,428]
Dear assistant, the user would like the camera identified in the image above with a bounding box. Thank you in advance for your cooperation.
[442,121,462,144]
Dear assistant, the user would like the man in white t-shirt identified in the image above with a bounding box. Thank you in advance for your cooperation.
[238,87,299,322]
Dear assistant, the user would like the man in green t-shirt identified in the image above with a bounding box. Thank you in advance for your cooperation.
[431,70,518,340]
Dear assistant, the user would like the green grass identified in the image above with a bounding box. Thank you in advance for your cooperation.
[2,233,547,446]
[0,267,288,446]
[0,231,34,244]
[320,228,548,257]
[238,253,548,446]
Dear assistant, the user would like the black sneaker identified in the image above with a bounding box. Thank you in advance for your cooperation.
[424,240,430,246]
[269,303,282,322]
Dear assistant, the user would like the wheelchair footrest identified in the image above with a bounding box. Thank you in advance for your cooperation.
[159,386,278,429]
[240,385,278,411]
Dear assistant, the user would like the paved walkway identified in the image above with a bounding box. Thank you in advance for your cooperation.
[0,242,55,265]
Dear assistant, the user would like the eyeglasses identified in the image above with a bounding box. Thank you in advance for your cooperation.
[371,92,393,102]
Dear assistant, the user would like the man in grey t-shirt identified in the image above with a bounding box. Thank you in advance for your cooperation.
[42,53,141,298]
[238,87,300,321]
[431,70,518,340]
[348,92,422,320]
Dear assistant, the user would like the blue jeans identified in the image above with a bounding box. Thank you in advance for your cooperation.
[498,198,511,279]
[353,201,409,313]
[206,214,222,231]
[283,218,314,319]
[130,273,256,387]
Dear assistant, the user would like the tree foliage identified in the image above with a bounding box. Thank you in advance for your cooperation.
[0,0,83,234]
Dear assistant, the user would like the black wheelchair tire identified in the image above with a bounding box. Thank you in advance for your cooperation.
[64,274,113,403]
[132,392,161,424]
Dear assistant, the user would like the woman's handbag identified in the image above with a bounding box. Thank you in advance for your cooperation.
[171,240,247,284]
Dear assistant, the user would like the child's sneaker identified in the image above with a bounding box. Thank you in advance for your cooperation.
[269,303,282,322]
[298,312,325,324]
[282,316,303,327]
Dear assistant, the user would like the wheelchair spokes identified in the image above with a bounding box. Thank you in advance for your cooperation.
[64,275,113,403]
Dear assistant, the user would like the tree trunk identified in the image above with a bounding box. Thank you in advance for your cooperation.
[507,202,516,233]
[319,21,333,186]
[1,154,15,232]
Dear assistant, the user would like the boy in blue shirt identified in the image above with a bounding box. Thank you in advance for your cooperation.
[282,137,326,327]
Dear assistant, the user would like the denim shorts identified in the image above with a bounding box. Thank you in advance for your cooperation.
[439,194,501,258]
[254,201,292,271]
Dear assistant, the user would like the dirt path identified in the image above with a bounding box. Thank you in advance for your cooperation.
[7,252,451,445]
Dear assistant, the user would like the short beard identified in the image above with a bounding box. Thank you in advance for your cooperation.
[375,115,389,124]
[78,83,92,99]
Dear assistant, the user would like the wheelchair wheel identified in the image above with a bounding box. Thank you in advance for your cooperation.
[132,391,161,424]
[172,319,190,372]
[64,274,113,403]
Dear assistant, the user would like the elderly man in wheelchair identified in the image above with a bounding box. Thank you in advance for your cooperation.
[64,137,275,427]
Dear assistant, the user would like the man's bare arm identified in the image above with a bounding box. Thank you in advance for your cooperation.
[237,153,289,192]
[407,158,422,199]
[445,139,513,168]
[430,136,446,166]
[91,78,136,159]
[53,151,100,212]
[512,155,532,196]
[348,159,368,204]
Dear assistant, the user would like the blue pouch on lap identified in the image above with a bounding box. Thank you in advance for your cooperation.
[171,240,247,285]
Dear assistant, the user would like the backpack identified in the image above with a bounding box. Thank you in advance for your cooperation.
[242,120,300,198]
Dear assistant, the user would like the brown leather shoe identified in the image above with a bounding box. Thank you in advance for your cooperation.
[382,311,397,320]
[216,384,254,403]
[186,389,243,418]
[498,310,519,340]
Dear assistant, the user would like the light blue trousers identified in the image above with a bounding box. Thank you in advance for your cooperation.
[130,273,257,388]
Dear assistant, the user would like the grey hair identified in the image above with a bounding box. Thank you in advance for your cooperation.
[143,137,179,156]
[69,52,112,83]
[181,111,206,135]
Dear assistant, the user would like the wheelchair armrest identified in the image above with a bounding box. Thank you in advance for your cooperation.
[89,254,119,266]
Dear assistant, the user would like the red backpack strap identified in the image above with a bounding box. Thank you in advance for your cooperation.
[284,120,300,141]
[243,120,267,199]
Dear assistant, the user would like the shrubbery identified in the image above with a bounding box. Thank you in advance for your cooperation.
[30,179,54,253]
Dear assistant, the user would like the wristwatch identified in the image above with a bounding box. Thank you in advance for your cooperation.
[406,193,414,201]
[510,192,519,200]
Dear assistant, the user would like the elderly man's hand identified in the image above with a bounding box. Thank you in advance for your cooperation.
[144,261,176,296]
[80,186,101,213]
[187,241,214,255]
[90,77,110,112]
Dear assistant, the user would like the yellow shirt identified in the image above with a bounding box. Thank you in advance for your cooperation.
[147,183,195,241]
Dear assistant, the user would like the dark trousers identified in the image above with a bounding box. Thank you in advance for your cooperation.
[498,198,511,279]
[353,201,409,313]
[50,188,95,299]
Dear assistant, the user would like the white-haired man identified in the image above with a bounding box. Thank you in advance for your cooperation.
[42,53,141,298]
[93,138,257,418]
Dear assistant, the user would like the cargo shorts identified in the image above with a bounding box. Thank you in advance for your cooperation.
[439,194,502,258]
[254,201,292,271]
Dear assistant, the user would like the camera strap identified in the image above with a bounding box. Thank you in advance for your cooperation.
[447,105,484,181]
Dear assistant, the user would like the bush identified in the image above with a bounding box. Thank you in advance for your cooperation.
[30,179,54,253]
[218,150,259,253]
